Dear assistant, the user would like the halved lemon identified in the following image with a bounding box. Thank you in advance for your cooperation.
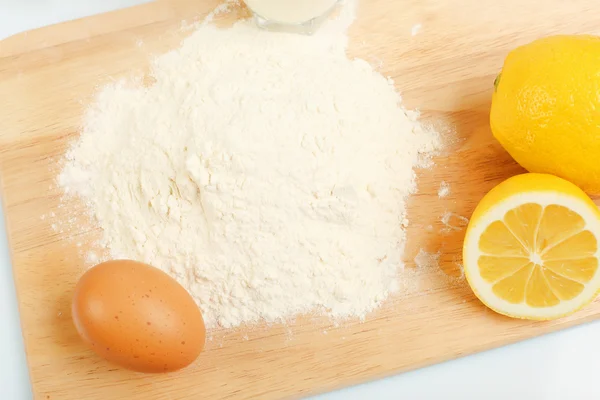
[463,173,600,320]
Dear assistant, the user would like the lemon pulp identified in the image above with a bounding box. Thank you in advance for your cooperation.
[479,203,597,307]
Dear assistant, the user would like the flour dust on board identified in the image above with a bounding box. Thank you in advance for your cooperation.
[58,0,442,329]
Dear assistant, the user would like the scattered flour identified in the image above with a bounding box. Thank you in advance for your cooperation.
[441,211,469,233]
[58,1,441,328]
[204,0,241,23]
[414,249,440,270]
[438,181,450,198]
[455,262,465,279]
[411,23,422,36]
[413,249,465,286]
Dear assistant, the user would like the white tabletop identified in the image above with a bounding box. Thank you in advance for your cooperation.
[2,1,600,399]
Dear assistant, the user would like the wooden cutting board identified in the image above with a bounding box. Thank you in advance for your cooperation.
[1,0,600,398]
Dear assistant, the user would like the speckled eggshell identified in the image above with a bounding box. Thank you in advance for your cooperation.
[72,260,205,373]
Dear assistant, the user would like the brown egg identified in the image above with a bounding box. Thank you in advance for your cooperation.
[72,260,205,373]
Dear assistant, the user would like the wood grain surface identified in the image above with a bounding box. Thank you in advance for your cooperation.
[1,0,600,399]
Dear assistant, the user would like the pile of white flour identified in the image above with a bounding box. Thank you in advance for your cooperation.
[59,2,440,328]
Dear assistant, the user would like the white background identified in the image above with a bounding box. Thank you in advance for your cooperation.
[2,1,600,399]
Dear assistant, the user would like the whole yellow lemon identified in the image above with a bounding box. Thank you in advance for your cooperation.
[490,35,600,194]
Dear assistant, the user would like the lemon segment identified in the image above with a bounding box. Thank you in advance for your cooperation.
[464,173,600,320]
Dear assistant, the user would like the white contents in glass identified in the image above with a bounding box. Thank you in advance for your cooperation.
[244,0,338,24]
